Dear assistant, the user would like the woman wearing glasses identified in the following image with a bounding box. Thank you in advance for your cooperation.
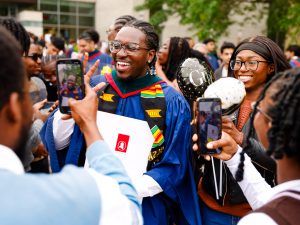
[198,36,290,225]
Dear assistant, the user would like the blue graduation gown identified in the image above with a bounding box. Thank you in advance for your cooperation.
[41,73,202,225]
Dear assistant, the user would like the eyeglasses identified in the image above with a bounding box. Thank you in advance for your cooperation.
[109,40,150,54]
[251,101,272,122]
[230,60,270,71]
[27,53,43,62]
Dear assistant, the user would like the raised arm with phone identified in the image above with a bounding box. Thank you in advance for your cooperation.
[192,36,290,224]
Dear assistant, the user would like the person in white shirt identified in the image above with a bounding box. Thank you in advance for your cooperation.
[194,68,300,224]
[0,26,142,225]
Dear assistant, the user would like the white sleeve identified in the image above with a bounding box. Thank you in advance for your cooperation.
[238,213,278,225]
[53,110,75,150]
[224,146,272,209]
[134,174,163,201]
[87,169,143,225]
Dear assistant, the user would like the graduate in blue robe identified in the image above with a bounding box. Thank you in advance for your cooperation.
[41,20,202,225]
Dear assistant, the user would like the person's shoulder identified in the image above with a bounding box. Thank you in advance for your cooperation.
[238,212,278,225]
[99,52,112,61]
[160,82,190,108]
[161,82,181,98]
[0,168,101,224]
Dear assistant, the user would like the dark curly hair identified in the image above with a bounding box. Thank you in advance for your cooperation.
[236,68,300,181]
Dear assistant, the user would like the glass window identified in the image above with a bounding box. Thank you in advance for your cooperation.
[43,13,58,25]
[40,3,57,12]
[78,3,94,16]
[78,16,94,26]
[60,15,77,26]
[0,6,8,16]
[60,2,76,13]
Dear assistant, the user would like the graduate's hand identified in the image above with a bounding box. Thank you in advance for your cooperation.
[68,72,106,147]
[222,117,243,145]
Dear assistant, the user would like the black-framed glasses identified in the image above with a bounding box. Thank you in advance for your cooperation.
[109,40,150,54]
[251,101,272,121]
[229,60,270,71]
[27,53,43,62]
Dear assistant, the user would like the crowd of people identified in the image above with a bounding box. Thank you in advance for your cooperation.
[0,14,299,225]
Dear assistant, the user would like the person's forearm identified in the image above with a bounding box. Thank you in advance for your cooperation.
[224,146,272,209]
[86,141,140,210]
[82,123,103,147]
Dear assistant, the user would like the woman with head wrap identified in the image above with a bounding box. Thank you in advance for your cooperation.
[197,36,290,225]
[202,67,300,225]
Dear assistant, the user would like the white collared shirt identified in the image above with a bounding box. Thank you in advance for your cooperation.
[224,146,300,225]
[0,142,142,225]
[0,144,24,174]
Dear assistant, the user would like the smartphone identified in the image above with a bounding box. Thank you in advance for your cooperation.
[197,98,222,154]
[56,59,84,114]
[40,101,55,114]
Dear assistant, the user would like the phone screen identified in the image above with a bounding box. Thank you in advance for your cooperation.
[197,98,222,154]
[56,59,84,114]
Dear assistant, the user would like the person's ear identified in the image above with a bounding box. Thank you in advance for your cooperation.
[147,49,156,65]
[268,64,275,75]
[6,93,22,123]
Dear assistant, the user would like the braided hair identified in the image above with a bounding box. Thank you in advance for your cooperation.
[236,68,300,181]
[114,15,136,33]
[124,20,159,69]
[0,17,30,56]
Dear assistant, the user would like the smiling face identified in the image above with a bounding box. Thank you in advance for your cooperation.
[234,50,273,92]
[23,44,42,77]
[112,26,155,80]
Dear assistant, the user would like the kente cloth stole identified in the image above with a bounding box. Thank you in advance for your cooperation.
[97,82,166,170]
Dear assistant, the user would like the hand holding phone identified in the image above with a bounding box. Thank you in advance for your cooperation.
[197,98,222,154]
[56,59,85,114]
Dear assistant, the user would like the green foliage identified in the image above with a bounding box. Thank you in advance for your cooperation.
[136,0,300,45]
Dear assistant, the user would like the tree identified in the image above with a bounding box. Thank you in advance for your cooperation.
[136,0,300,48]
